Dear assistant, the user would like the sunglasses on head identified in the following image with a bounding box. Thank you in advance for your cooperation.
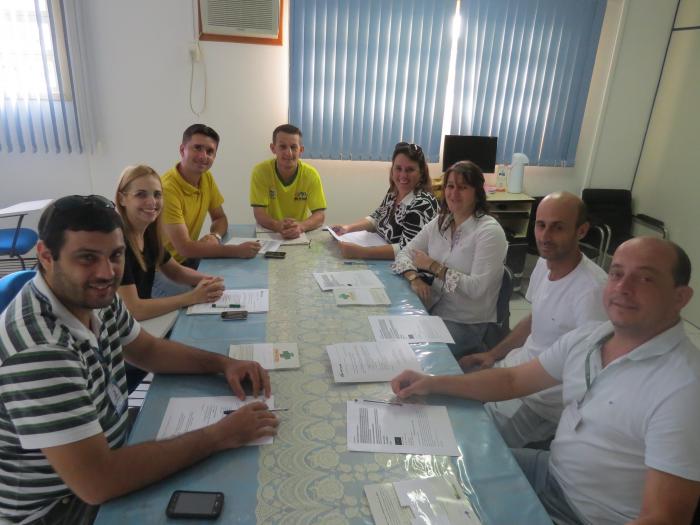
[394,142,424,157]
[52,195,115,211]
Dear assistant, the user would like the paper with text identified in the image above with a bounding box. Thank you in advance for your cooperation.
[187,288,269,314]
[156,395,275,445]
[257,231,310,246]
[225,236,281,253]
[229,343,300,369]
[365,473,481,525]
[327,342,421,382]
[369,316,455,343]
[346,400,459,456]
[327,228,388,247]
[333,287,391,306]
[313,270,384,291]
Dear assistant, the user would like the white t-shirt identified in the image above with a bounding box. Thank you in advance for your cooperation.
[539,321,700,525]
[501,255,607,421]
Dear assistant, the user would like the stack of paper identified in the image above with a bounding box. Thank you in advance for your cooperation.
[369,315,455,344]
[229,343,300,370]
[313,270,384,291]
[157,396,276,445]
[333,287,390,306]
[186,289,269,314]
[365,473,482,525]
[327,227,388,247]
[326,342,420,382]
[256,225,310,246]
[225,236,282,253]
[346,400,459,456]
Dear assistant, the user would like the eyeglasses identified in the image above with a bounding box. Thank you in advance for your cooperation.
[394,142,424,158]
[52,194,116,211]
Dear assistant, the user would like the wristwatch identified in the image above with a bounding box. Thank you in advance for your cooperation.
[211,232,222,243]
[405,272,419,282]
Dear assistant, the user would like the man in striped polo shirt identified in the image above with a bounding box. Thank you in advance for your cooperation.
[0,196,278,524]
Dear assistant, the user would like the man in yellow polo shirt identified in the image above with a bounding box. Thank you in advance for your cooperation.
[249,124,326,239]
[162,124,260,268]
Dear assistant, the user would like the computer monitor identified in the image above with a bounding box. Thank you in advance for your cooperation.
[442,135,498,173]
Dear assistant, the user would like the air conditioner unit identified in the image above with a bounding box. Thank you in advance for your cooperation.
[199,0,282,45]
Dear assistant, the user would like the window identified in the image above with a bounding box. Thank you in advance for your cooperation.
[289,0,606,166]
[0,0,83,153]
[289,0,455,162]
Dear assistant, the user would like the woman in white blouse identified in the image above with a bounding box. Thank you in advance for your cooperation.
[393,161,508,357]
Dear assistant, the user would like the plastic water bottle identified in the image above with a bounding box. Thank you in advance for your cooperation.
[496,165,507,190]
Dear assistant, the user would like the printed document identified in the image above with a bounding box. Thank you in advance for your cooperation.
[257,231,310,246]
[225,236,281,253]
[365,472,481,525]
[327,228,388,247]
[187,288,269,314]
[326,342,421,382]
[314,270,384,291]
[229,343,300,370]
[333,287,390,306]
[346,400,459,456]
[157,395,276,445]
[369,316,455,344]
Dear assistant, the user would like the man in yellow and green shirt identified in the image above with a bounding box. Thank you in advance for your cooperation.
[249,124,326,239]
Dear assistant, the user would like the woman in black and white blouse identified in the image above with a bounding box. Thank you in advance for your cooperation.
[331,142,438,260]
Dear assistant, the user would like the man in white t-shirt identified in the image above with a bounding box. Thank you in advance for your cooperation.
[392,237,700,524]
[460,192,607,447]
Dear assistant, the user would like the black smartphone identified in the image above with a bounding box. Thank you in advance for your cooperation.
[264,251,286,259]
[221,310,248,321]
[166,490,224,519]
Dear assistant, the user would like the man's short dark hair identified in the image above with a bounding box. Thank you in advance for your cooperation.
[182,124,220,146]
[670,241,692,286]
[39,195,124,260]
[272,124,303,144]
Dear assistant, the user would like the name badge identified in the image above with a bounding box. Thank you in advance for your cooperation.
[107,381,127,416]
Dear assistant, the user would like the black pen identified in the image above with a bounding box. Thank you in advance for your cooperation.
[356,398,403,406]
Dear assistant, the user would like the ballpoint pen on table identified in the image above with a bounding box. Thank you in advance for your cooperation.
[211,304,241,308]
[223,407,288,415]
[356,398,403,406]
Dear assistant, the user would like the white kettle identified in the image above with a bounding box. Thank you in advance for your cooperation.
[508,153,529,193]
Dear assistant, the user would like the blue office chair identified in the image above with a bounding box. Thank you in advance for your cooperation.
[0,227,39,270]
[483,266,513,349]
[0,270,36,313]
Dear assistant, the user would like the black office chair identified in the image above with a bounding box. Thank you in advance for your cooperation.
[483,266,513,350]
[580,189,667,266]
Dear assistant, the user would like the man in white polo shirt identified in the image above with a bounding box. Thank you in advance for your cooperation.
[391,237,700,524]
[459,191,607,447]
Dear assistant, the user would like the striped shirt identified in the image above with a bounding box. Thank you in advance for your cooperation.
[0,273,140,524]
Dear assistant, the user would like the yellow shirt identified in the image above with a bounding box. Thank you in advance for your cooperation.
[249,159,326,221]
[161,165,224,262]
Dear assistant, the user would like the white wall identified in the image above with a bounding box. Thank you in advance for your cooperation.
[0,0,678,227]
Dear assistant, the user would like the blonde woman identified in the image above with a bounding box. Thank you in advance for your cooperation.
[115,165,224,321]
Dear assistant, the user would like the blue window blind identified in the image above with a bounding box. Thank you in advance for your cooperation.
[290,0,454,162]
[451,0,606,166]
[0,0,82,154]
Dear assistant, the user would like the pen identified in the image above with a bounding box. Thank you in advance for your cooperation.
[211,304,241,308]
[343,261,374,266]
[223,407,288,415]
[356,398,403,406]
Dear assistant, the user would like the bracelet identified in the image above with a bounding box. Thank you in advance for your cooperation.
[211,232,222,243]
[429,261,439,274]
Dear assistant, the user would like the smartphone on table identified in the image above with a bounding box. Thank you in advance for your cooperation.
[166,490,224,519]
[221,310,248,321]
[264,251,286,259]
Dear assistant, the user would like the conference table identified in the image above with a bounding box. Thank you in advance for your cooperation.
[95,226,550,524]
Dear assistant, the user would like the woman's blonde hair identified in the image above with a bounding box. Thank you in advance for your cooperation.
[115,164,165,272]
